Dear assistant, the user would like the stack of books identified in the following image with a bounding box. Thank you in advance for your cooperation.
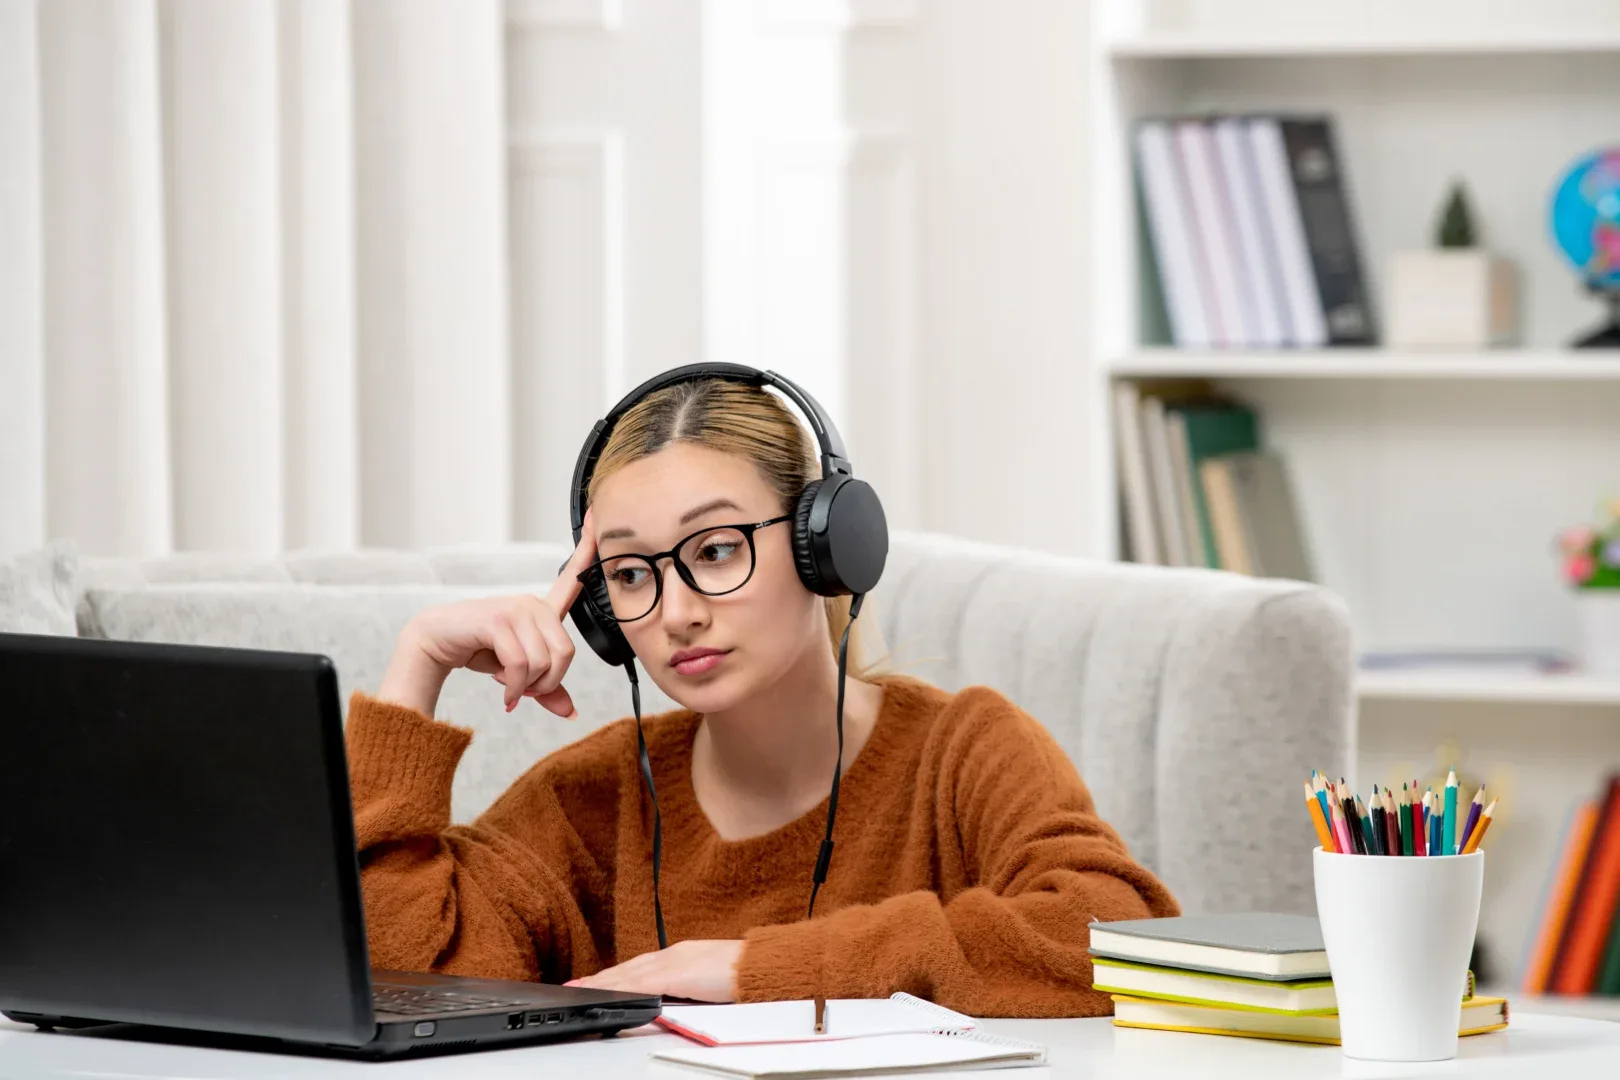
[1113,386,1312,577]
[1089,914,1508,1046]
[1521,774,1620,996]
[1134,113,1374,349]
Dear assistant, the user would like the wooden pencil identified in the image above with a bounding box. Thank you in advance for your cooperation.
[1458,786,1486,858]
[1355,794,1377,857]
[1414,788,1428,856]
[1461,799,1497,855]
[1338,782,1364,854]
[1370,786,1387,855]
[1443,769,1460,856]
[1328,788,1354,856]
[1382,787,1401,856]
[1400,784,1415,856]
[1305,779,1337,852]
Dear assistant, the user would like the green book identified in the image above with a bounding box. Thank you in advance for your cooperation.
[1172,404,1259,568]
[1597,894,1620,993]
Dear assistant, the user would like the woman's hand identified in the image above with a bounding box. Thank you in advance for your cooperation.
[565,940,745,1003]
[376,510,599,718]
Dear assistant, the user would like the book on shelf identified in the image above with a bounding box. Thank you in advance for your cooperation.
[1520,774,1620,996]
[1358,649,1576,676]
[1114,390,1313,581]
[1135,113,1374,350]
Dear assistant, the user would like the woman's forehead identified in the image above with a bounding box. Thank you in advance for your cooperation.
[593,444,777,542]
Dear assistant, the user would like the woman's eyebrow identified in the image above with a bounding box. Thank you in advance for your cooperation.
[597,498,744,543]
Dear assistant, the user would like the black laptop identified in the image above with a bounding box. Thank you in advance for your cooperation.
[0,632,660,1058]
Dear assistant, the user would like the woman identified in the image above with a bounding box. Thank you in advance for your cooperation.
[349,377,1178,1017]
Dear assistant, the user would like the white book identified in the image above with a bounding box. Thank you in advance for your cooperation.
[1175,120,1251,346]
[1112,382,1162,565]
[1212,118,1288,347]
[1140,396,1188,568]
[650,1031,1047,1078]
[657,993,975,1046]
[1247,117,1327,347]
[1134,121,1211,348]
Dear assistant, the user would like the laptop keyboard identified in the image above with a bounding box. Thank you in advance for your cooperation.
[372,984,533,1017]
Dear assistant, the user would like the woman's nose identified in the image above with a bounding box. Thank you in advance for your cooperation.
[658,562,710,631]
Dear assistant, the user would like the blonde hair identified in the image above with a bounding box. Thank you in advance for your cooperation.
[587,379,888,677]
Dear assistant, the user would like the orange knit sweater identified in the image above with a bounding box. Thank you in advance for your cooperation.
[346,672,1179,1017]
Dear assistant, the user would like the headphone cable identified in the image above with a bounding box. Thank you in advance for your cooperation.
[808,591,863,921]
[632,590,865,951]
[627,661,670,951]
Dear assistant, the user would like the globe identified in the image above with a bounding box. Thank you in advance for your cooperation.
[1550,147,1620,290]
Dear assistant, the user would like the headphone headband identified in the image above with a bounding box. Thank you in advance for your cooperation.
[570,362,851,535]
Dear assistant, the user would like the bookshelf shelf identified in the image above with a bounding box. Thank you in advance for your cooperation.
[1357,670,1620,706]
[1109,350,1620,382]
[1106,35,1620,60]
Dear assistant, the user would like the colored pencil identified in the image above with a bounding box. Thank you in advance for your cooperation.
[1312,772,1334,841]
[1428,790,1443,856]
[1443,769,1460,856]
[1461,799,1497,855]
[1414,788,1428,856]
[1328,790,1354,856]
[1382,787,1401,856]
[1305,780,1336,852]
[1400,784,1415,856]
[1458,786,1486,858]
[1370,786,1387,855]
[1355,794,1377,857]
[1338,782,1363,854]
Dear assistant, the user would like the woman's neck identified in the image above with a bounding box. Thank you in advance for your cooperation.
[689,639,885,840]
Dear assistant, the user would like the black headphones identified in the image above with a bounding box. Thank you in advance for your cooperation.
[567,362,889,668]
[564,362,889,950]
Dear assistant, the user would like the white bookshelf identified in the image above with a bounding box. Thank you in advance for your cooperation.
[1109,349,1620,382]
[1087,0,1620,992]
[1358,669,1620,706]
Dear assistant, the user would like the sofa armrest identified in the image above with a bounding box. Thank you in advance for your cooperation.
[1155,583,1355,915]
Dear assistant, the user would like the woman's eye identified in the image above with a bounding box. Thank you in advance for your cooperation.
[697,540,740,564]
[610,566,649,588]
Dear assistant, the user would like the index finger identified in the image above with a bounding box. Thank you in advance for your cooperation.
[544,507,599,616]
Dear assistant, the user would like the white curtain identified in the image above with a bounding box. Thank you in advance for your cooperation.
[0,0,513,557]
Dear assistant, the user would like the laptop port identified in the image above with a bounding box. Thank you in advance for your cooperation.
[542,1012,563,1025]
[525,1011,545,1027]
[506,1013,523,1031]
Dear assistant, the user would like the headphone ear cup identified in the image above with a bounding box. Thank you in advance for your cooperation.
[561,561,637,668]
[792,481,829,594]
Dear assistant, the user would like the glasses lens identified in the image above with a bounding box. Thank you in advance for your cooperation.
[678,526,755,596]
[596,556,659,621]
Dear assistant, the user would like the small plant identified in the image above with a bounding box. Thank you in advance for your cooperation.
[1558,499,1620,588]
[1435,181,1478,248]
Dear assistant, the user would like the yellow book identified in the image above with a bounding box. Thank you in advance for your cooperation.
[1110,994,1509,1046]
[1091,957,1337,1015]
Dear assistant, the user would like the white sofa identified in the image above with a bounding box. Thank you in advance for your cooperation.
[15,531,1355,916]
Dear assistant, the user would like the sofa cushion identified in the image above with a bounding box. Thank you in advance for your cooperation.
[79,581,680,824]
[0,542,79,636]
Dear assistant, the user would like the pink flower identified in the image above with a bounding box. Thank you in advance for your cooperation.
[1568,553,1597,585]
[1560,526,1598,555]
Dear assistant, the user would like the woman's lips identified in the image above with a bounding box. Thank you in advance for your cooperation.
[672,650,729,676]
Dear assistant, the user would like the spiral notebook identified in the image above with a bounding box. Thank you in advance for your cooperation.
[649,1031,1048,1078]
[656,992,978,1046]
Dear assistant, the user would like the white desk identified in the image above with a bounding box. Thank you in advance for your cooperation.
[3,1012,1618,1078]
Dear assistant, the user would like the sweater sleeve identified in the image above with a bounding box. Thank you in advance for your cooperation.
[345,692,617,983]
[734,691,1179,1017]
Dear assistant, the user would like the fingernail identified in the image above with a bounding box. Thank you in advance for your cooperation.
[506,700,516,713]
[564,709,578,721]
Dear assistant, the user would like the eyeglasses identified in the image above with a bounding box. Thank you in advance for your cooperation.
[577,515,793,624]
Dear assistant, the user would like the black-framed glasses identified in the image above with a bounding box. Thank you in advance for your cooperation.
[578,515,793,623]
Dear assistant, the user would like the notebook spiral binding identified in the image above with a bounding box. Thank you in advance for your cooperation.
[887,993,1045,1056]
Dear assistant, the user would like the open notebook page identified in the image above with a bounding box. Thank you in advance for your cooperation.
[656,993,977,1046]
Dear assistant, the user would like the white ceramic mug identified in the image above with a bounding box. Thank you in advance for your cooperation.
[1312,848,1484,1062]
